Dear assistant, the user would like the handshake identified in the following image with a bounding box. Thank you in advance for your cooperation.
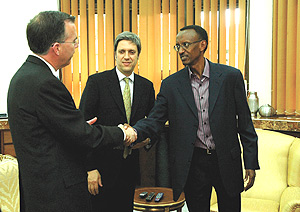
[87,117,149,149]
[118,124,137,146]
[118,124,150,149]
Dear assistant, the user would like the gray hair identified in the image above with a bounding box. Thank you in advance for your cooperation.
[114,31,141,55]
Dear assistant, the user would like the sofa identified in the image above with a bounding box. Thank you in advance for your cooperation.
[0,154,19,212]
[210,129,300,212]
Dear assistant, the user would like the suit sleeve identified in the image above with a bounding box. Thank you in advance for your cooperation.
[134,80,169,142]
[234,71,260,170]
[143,81,157,150]
[36,78,124,152]
[147,83,155,115]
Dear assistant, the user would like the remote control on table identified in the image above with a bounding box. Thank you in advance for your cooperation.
[146,192,155,201]
[139,191,148,198]
[155,192,164,202]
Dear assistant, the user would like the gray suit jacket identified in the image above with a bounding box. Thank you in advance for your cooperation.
[134,60,259,201]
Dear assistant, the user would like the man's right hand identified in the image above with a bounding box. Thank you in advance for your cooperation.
[118,124,137,145]
[87,169,102,195]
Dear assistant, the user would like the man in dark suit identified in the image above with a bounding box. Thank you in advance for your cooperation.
[79,31,155,212]
[132,25,260,212]
[7,11,135,212]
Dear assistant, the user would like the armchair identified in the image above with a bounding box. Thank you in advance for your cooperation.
[210,129,300,212]
[0,154,20,212]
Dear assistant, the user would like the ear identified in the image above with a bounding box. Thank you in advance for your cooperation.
[51,42,61,56]
[199,40,207,52]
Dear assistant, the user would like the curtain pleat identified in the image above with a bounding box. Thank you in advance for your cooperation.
[272,0,299,116]
[60,0,248,107]
[238,0,246,75]
[285,0,297,115]
[203,0,210,58]
[123,0,130,31]
[211,0,218,63]
[97,0,105,73]
[105,0,114,69]
[139,0,148,77]
[229,0,236,67]
[79,0,88,97]
[170,0,177,76]
[60,0,72,94]
[219,0,227,64]
[296,1,300,115]
[71,0,80,106]
[272,0,278,112]
[147,0,154,80]
[153,0,162,93]
[88,0,96,76]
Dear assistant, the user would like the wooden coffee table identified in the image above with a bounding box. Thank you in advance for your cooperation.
[134,187,185,212]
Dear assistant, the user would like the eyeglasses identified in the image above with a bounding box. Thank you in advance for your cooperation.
[59,38,79,46]
[173,40,203,52]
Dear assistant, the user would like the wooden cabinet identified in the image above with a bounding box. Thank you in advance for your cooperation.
[0,119,16,157]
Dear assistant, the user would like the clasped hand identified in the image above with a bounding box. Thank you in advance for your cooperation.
[118,124,137,146]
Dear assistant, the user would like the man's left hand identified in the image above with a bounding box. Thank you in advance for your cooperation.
[131,138,150,149]
[244,169,256,191]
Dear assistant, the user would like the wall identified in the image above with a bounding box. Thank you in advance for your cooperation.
[248,0,273,107]
[0,0,58,114]
[0,0,273,113]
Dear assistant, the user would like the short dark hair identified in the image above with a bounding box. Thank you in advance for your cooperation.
[114,31,141,55]
[180,25,208,52]
[26,11,75,55]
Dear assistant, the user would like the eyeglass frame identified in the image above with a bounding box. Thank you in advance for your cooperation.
[58,38,79,46]
[173,40,203,52]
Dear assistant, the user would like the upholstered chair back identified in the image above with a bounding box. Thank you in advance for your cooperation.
[0,154,20,212]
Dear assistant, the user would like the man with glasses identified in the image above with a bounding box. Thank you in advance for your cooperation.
[7,11,135,212]
[131,25,259,212]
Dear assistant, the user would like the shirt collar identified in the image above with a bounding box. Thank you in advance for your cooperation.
[32,54,58,78]
[116,66,134,82]
[189,58,210,79]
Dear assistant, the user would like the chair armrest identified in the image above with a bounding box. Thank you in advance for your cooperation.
[280,187,300,212]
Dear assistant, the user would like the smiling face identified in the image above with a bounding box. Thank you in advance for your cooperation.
[176,29,207,67]
[115,40,139,76]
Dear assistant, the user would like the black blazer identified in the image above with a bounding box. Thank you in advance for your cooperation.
[79,68,155,187]
[7,56,124,212]
[134,60,259,201]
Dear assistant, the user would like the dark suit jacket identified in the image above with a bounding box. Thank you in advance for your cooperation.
[79,68,155,187]
[7,56,124,212]
[134,60,260,201]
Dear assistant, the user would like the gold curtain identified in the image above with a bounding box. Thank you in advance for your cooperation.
[272,0,300,116]
[60,0,247,107]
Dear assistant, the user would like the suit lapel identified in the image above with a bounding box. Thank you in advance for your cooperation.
[107,69,127,119]
[176,67,198,119]
[209,61,224,115]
